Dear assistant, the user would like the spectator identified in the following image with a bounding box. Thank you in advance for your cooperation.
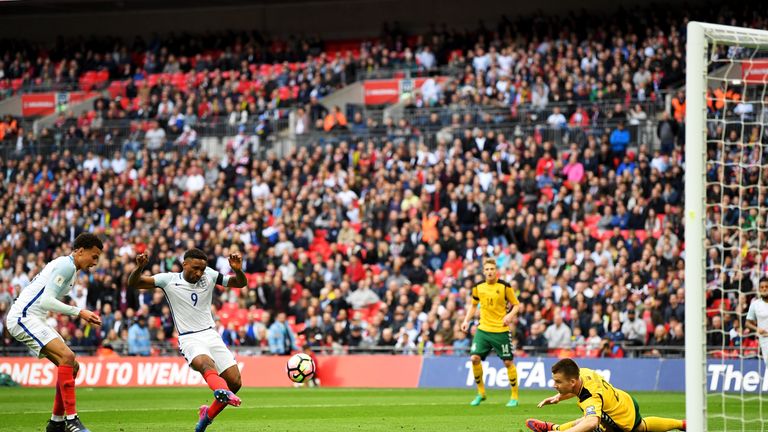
[416,46,436,71]
[671,90,686,123]
[144,121,166,152]
[668,322,685,349]
[128,316,151,356]
[359,326,380,352]
[395,331,417,355]
[0,8,745,361]
[585,327,603,352]
[664,294,685,323]
[323,106,348,132]
[647,325,669,356]
[546,107,567,129]
[609,121,630,163]
[605,320,626,344]
[656,112,678,155]
[452,329,470,355]
[102,329,127,354]
[545,313,572,349]
[599,337,624,358]
[528,322,548,354]
[571,327,586,349]
[562,153,584,187]
[378,327,397,350]
[268,312,298,355]
[221,323,239,346]
[347,283,381,309]
[706,315,730,349]
[621,308,647,346]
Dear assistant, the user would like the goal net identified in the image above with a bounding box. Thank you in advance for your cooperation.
[686,21,768,432]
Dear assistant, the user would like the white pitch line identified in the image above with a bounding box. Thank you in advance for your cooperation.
[17,401,468,415]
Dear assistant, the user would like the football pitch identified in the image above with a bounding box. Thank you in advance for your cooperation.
[0,387,762,431]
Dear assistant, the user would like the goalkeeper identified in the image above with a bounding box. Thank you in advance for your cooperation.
[526,359,685,432]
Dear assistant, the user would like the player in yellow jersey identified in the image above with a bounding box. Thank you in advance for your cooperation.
[526,358,686,432]
[460,258,521,407]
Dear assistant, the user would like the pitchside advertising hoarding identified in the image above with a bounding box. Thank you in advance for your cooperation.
[362,77,447,105]
[742,59,768,84]
[0,355,422,388]
[20,92,95,117]
[419,357,768,393]
[1,356,765,392]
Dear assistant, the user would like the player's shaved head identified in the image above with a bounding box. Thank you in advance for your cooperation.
[182,248,208,284]
[184,248,208,262]
[552,358,580,379]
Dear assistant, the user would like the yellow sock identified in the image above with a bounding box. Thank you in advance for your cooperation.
[556,420,579,430]
[472,362,486,397]
[506,363,518,400]
[642,417,684,431]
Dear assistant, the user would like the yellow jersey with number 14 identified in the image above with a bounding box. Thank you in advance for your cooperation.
[471,279,519,333]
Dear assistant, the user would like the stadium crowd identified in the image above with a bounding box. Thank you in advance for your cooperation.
[1,3,699,145]
[1,4,768,361]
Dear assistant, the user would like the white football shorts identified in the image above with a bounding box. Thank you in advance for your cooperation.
[7,314,63,359]
[178,328,237,373]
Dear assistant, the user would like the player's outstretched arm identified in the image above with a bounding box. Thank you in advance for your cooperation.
[38,267,103,325]
[538,392,576,408]
[127,253,157,290]
[226,252,247,288]
[537,394,561,407]
[39,294,102,326]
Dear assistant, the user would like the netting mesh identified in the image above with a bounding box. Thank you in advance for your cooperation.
[702,27,768,432]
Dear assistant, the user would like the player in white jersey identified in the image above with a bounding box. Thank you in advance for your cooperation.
[127,248,247,432]
[5,233,103,432]
[746,278,768,366]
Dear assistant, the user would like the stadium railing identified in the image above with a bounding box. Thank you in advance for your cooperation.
[0,343,707,359]
[354,97,660,125]
[0,114,660,161]
[294,119,659,152]
[354,64,462,81]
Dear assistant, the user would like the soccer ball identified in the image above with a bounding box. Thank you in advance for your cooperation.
[286,353,315,384]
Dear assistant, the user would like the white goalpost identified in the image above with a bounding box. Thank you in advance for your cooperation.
[686,21,768,432]
[685,22,707,432]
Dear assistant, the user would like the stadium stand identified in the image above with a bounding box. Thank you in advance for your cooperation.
[1,4,766,362]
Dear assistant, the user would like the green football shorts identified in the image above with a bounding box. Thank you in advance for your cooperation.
[470,329,514,360]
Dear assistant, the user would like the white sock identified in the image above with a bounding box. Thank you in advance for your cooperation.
[66,414,77,420]
[51,415,64,422]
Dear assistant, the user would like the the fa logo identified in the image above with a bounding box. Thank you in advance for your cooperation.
[198,277,208,289]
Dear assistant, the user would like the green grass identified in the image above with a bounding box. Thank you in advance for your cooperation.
[0,387,761,431]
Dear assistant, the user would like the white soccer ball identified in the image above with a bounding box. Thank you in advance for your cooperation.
[286,353,316,384]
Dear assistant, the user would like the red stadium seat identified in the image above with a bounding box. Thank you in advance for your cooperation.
[108,80,127,98]
[585,214,601,229]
